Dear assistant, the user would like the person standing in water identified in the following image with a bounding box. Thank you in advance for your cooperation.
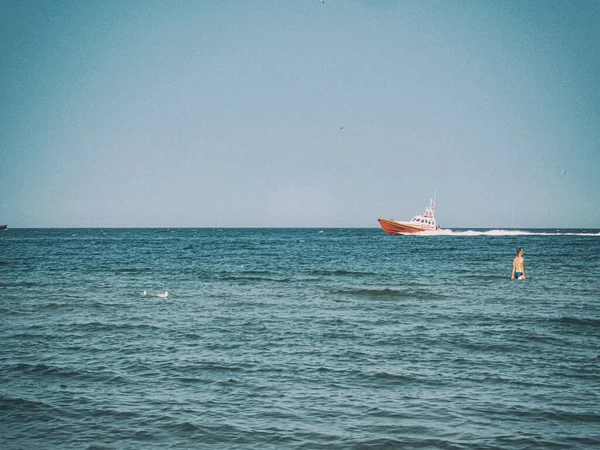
[511,248,526,280]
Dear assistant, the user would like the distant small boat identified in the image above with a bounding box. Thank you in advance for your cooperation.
[0,224,7,230]
[378,196,441,235]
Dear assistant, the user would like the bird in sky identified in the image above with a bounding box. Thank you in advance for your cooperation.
[319,0,324,3]
[561,169,566,174]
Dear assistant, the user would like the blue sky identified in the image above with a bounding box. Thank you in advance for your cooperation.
[1,0,599,228]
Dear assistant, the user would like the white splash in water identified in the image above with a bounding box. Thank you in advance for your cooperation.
[410,229,600,237]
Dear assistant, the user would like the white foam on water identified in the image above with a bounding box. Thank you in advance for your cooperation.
[409,229,600,237]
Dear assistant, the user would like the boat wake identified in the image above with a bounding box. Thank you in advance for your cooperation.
[413,229,600,237]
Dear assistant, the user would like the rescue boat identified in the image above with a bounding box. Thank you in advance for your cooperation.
[378,196,441,235]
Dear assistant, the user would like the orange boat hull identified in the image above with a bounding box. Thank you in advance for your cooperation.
[377,218,429,235]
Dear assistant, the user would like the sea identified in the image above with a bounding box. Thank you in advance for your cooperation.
[1,228,599,449]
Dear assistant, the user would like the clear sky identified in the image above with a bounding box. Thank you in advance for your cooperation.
[1,0,599,228]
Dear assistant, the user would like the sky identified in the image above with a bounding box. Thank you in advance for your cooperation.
[1,0,599,228]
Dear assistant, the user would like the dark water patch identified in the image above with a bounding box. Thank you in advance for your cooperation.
[0,306,19,315]
[178,376,210,384]
[0,395,62,426]
[236,269,271,275]
[89,264,151,274]
[332,287,445,301]
[309,268,377,277]
[0,394,56,411]
[193,362,249,372]
[214,378,243,387]
[203,341,245,351]
[6,331,55,340]
[359,370,438,387]
[546,316,600,328]
[69,322,162,333]
[3,363,88,379]
[453,339,528,354]
[113,267,152,274]
[0,280,42,287]
[501,406,600,424]
[341,437,439,449]
[215,274,292,283]
[40,301,78,310]
[171,420,203,432]
[474,274,514,282]
[314,366,358,377]
[85,406,140,421]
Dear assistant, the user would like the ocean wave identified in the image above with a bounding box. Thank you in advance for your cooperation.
[309,269,376,277]
[4,363,83,378]
[115,267,152,274]
[39,301,76,310]
[0,394,53,408]
[71,322,162,332]
[0,280,41,287]
[546,316,600,327]
[339,437,420,448]
[0,306,18,315]
[361,370,424,385]
[215,274,292,283]
[332,287,445,301]
[91,265,151,274]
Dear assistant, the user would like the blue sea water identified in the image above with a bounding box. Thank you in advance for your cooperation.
[1,228,599,449]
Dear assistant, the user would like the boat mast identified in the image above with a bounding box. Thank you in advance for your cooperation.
[421,190,437,228]
[432,189,438,228]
